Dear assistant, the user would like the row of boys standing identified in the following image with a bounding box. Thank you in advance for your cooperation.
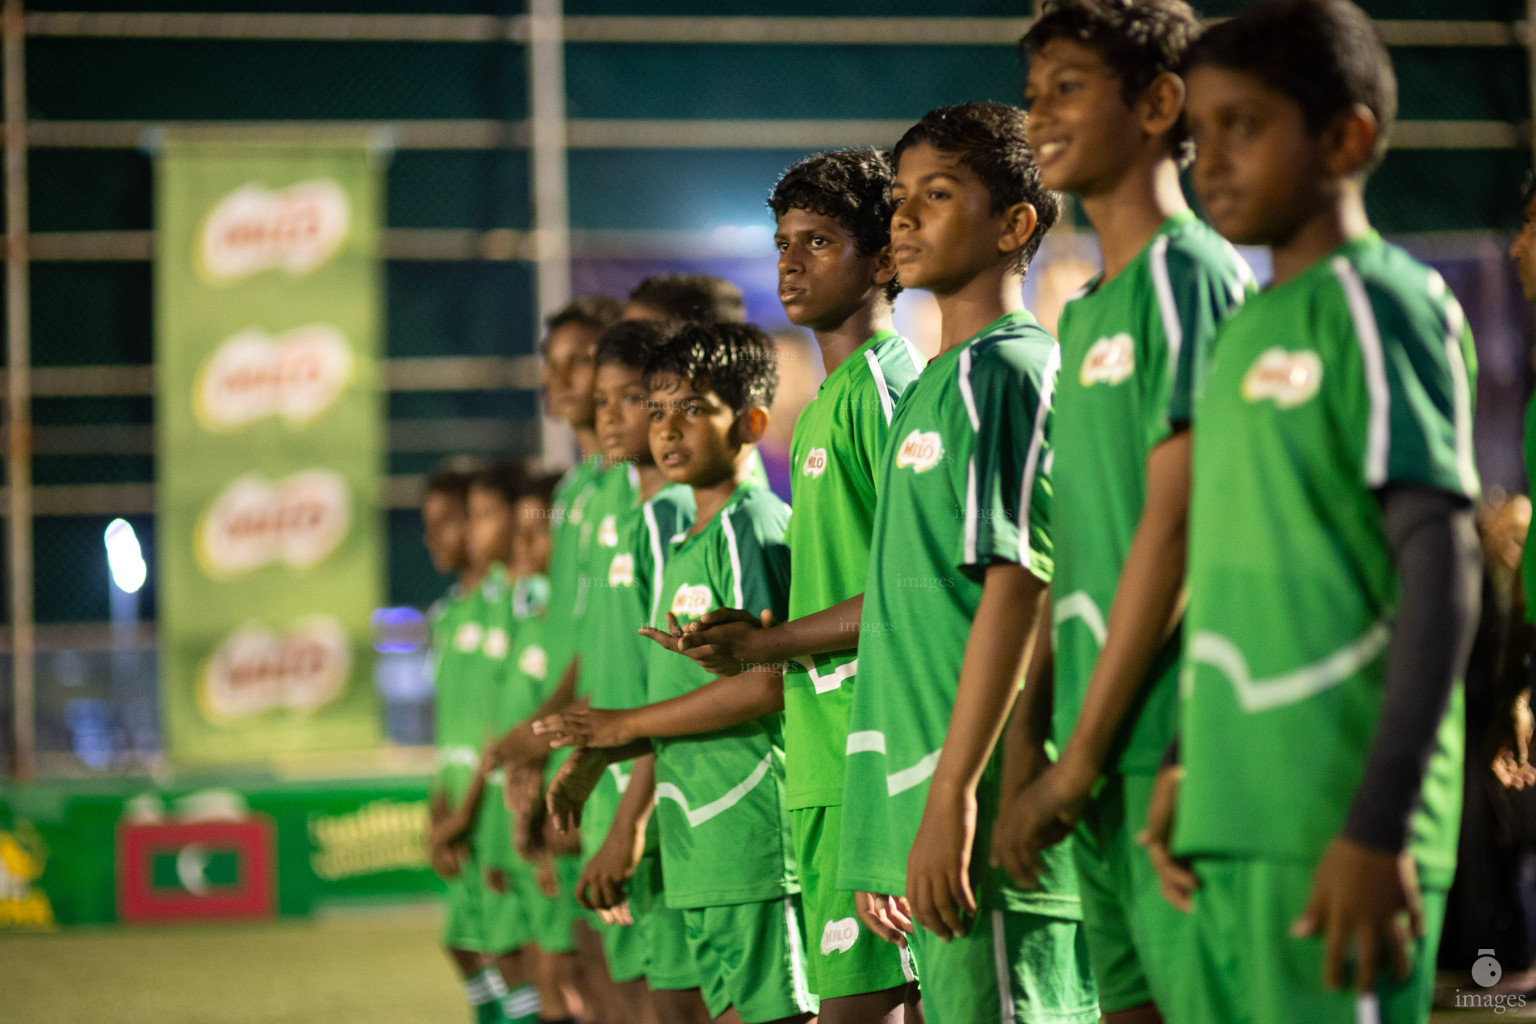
[430,2,1479,1023]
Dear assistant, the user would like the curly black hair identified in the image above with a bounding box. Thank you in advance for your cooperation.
[627,274,747,324]
[596,318,676,373]
[1184,0,1396,174]
[893,103,1061,275]
[644,322,778,414]
[516,471,562,508]
[470,459,528,507]
[1020,0,1202,168]
[769,148,902,302]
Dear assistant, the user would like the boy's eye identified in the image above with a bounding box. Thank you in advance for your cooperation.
[928,189,948,201]
[775,240,788,252]
[892,195,907,208]
[809,235,828,248]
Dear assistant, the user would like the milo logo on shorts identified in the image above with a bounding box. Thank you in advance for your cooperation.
[821,917,859,955]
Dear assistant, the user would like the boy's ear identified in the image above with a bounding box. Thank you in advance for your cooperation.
[733,405,771,446]
[998,202,1040,261]
[1323,103,1380,178]
[874,244,898,289]
[1138,71,1186,142]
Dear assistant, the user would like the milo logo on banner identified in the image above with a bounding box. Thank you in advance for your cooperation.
[194,325,353,432]
[198,616,353,723]
[197,180,350,284]
[195,469,351,578]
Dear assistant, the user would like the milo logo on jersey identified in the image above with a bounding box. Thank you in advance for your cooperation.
[609,552,636,588]
[670,584,714,621]
[1241,348,1323,409]
[482,627,510,660]
[518,644,548,681]
[195,469,351,579]
[198,616,352,723]
[194,325,353,433]
[802,447,829,478]
[453,620,484,653]
[597,514,619,548]
[197,179,351,284]
[1080,333,1135,386]
[895,430,944,473]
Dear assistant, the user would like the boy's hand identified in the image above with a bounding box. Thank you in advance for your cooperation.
[1293,838,1423,991]
[428,840,461,880]
[990,755,1093,890]
[534,706,633,749]
[597,901,635,926]
[576,828,640,911]
[1136,764,1197,912]
[545,746,609,833]
[906,783,978,941]
[637,612,689,655]
[492,722,550,769]
[855,891,915,948]
[675,608,779,677]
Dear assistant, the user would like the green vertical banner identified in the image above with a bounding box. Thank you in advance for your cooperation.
[156,138,385,762]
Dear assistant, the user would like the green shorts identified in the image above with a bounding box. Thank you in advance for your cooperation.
[629,847,701,991]
[441,855,489,953]
[1180,858,1447,1024]
[482,864,530,955]
[1073,772,1193,1014]
[910,907,1099,1024]
[792,805,917,999]
[684,897,820,1023]
[500,855,580,956]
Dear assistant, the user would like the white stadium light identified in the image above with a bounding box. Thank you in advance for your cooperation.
[104,517,148,594]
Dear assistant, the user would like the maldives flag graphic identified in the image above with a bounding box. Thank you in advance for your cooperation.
[117,819,275,922]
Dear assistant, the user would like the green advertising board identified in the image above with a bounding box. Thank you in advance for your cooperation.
[155,137,385,762]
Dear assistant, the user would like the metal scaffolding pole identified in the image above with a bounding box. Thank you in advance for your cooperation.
[3,0,32,781]
[527,0,574,469]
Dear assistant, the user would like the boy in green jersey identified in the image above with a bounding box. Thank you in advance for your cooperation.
[539,323,817,1024]
[1140,2,1481,1021]
[837,104,1097,1024]
[658,148,925,1023]
[424,461,511,1024]
[992,4,1254,1020]
[564,319,711,1022]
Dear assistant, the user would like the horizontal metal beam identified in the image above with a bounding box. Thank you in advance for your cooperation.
[0,355,542,396]
[0,472,436,515]
[4,416,533,455]
[22,13,1523,47]
[30,117,1526,153]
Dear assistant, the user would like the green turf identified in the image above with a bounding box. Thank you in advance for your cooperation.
[2,907,1533,1023]
[1,907,469,1024]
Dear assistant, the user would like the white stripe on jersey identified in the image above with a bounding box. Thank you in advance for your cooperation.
[1438,283,1477,495]
[886,748,942,796]
[963,456,980,566]
[1150,233,1184,392]
[1331,257,1391,487]
[654,752,772,826]
[845,730,886,755]
[1018,344,1060,568]
[643,500,667,624]
[721,507,745,610]
[864,348,896,425]
[957,345,982,431]
[903,337,927,375]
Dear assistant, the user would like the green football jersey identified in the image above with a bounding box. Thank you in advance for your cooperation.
[1052,213,1254,773]
[838,311,1080,919]
[1175,234,1476,887]
[576,482,696,860]
[435,569,512,808]
[542,455,608,696]
[431,581,486,804]
[478,573,552,871]
[646,482,796,908]
[784,330,924,810]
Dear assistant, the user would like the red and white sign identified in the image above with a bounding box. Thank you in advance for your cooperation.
[197,180,350,283]
[195,325,353,432]
[196,470,350,578]
[199,616,352,722]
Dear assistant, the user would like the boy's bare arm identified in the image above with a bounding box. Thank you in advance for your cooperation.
[492,655,581,765]
[538,665,785,749]
[656,595,867,676]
